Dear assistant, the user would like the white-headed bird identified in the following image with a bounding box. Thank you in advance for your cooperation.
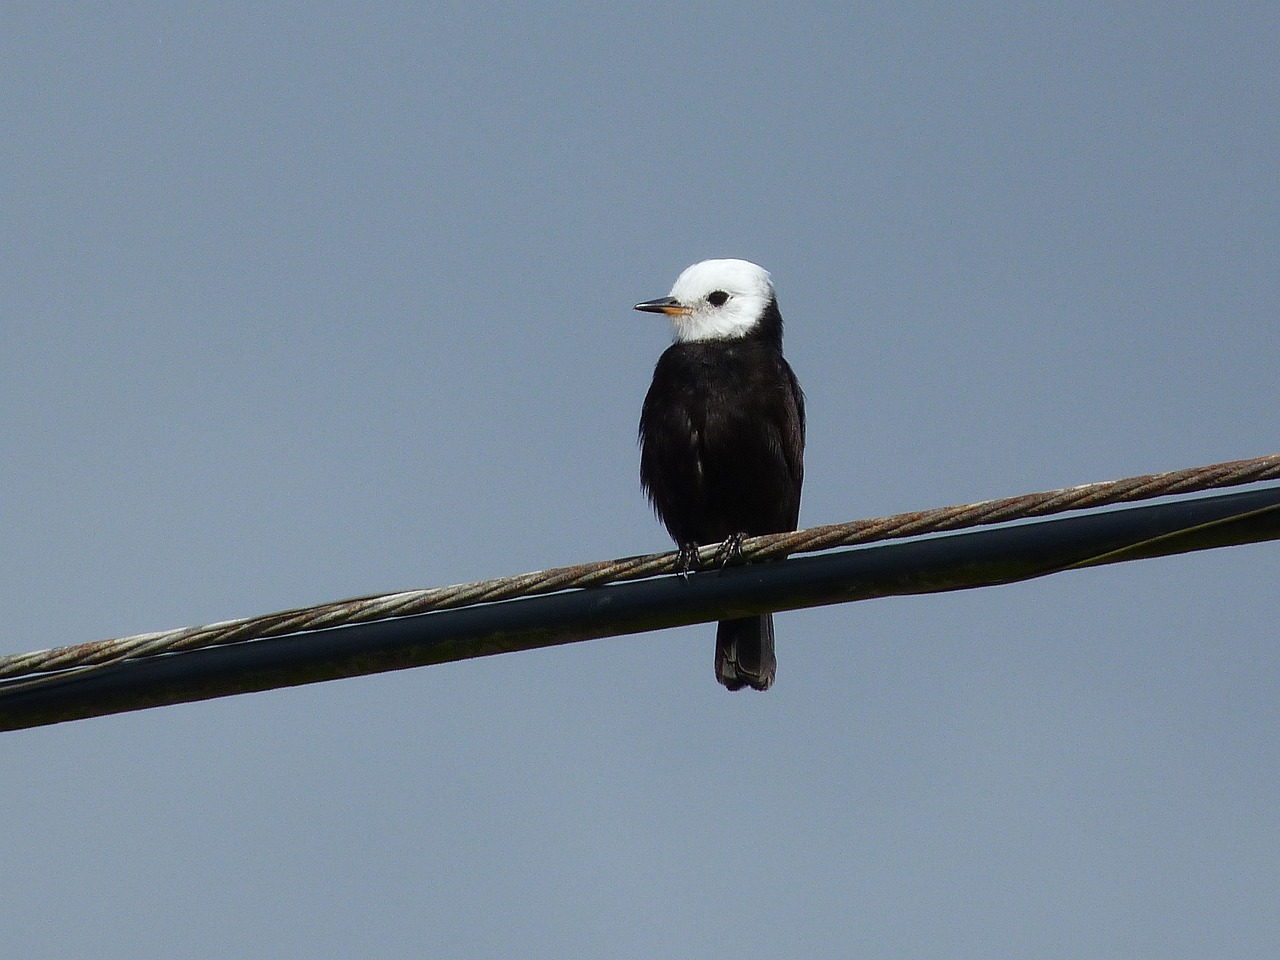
[636,259,805,691]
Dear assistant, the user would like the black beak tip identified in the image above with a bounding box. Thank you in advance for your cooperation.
[634,296,680,314]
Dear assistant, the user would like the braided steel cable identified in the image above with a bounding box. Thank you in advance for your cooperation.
[1,451,1277,685]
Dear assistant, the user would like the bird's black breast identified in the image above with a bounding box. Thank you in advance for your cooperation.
[639,336,805,547]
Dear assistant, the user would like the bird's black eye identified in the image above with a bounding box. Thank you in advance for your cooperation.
[707,290,730,307]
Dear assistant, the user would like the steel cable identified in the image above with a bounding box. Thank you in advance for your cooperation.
[2,451,1277,685]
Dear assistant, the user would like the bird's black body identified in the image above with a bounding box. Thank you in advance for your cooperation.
[639,297,805,691]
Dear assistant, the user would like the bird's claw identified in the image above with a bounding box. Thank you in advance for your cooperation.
[676,542,701,579]
[713,532,747,568]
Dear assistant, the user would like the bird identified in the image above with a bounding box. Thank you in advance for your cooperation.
[635,259,805,691]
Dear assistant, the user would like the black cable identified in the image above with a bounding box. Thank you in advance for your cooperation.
[3,485,1277,731]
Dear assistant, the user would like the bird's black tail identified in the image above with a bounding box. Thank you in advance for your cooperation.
[715,615,776,691]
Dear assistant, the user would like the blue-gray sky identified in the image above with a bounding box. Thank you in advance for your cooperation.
[3,4,1277,957]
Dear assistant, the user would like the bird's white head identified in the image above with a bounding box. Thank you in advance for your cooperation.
[635,258,776,343]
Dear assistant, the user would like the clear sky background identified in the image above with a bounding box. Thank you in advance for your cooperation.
[3,4,1277,957]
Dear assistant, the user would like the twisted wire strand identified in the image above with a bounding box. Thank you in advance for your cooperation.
[2,452,1277,685]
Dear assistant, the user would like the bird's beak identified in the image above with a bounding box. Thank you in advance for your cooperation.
[634,296,691,316]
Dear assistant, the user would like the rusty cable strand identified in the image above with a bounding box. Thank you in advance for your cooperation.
[2,451,1278,685]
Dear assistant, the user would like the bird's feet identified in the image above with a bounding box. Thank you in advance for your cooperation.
[713,532,747,568]
[676,542,701,579]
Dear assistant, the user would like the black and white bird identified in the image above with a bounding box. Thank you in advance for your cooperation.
[635,259,805,691]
